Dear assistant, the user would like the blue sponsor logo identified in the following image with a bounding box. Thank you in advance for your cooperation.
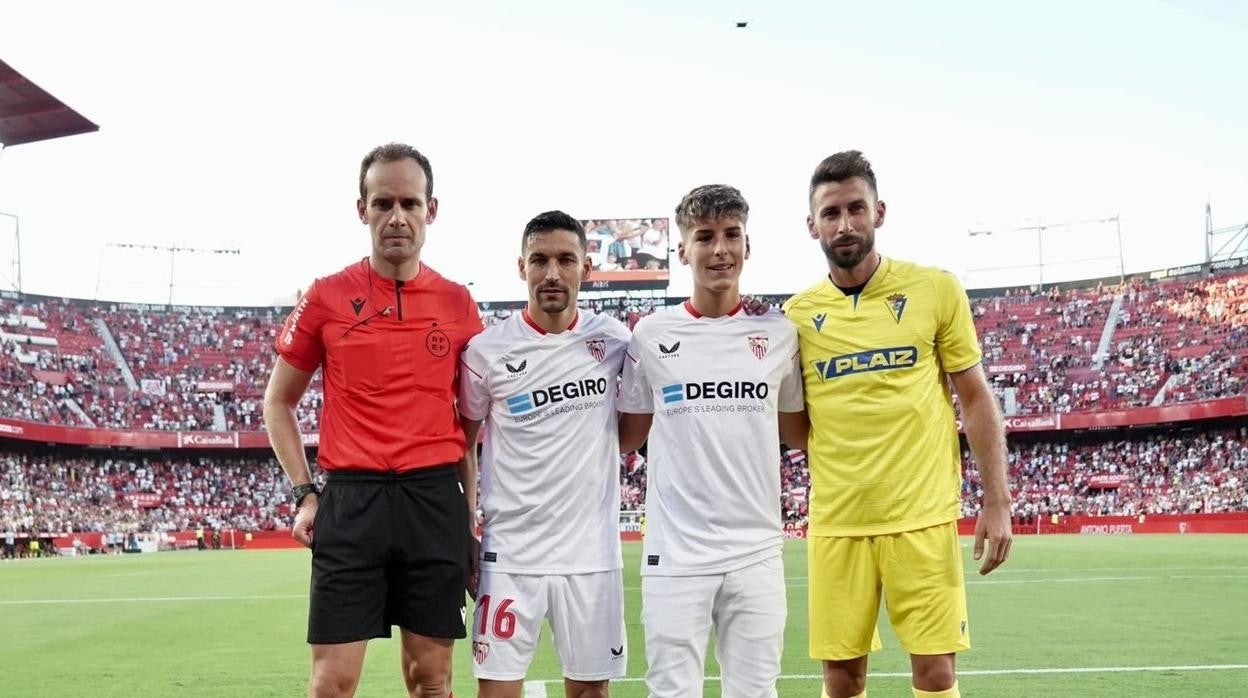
[505,378,608,415]
[661,384,684,404]
[660,381,767,403]
[506,394,534,414]
[811,346,918,381]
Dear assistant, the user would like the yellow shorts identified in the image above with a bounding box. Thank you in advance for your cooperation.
[809,521,969,659]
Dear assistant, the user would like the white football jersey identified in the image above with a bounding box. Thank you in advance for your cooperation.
[619,302,804,576]
[459,309,630,574]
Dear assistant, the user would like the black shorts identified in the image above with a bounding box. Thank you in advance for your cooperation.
[308,465,469,644]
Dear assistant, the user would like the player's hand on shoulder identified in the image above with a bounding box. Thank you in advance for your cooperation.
[742,294,773,316]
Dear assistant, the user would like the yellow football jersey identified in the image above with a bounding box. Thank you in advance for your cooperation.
[783,257,982,536]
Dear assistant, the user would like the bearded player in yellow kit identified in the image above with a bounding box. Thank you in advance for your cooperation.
[783,151,1012,698]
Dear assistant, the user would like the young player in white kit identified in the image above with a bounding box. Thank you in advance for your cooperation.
[458,211,631,698]
[618,185,809,698]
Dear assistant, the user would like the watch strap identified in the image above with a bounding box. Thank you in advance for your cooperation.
[292,482,320,508]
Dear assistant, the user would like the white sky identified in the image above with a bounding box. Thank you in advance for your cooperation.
[1,0,1246,306]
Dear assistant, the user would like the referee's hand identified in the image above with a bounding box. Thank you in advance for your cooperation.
[293,496,318,548]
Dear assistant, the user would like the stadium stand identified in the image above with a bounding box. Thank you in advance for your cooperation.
[975,271,1248,416]
[3,266,1244,436]
[3,263,1248,549]
[3,267,1245,433]
[962,426,1248,521]
[0,450,302,544]
[3,424,1244,548]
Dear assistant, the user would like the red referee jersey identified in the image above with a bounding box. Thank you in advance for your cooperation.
[275,258,484,471]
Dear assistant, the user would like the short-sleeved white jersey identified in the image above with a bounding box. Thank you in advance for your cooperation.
[459,309,630,574]
[618,302,804,576]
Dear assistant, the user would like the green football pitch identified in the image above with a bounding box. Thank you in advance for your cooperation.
[2,536,1246,697]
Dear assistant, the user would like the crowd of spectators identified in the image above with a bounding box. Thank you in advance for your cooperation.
[618,444,810,528]
[1,298,126,427]
[7,421,1242,545]
[972,271,1248,416]
[1114,274,1248,405]
[975,284,1123,414]
[1,273,1246,433]
[780,448,810,530]
[962,426,1248,520]
[1,297,325,433]
[0,451,299,540]
[0,445,820,540]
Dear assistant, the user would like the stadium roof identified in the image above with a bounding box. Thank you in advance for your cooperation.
[0,58,98,147]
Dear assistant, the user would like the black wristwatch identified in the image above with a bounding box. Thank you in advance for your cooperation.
[292,483,320,508]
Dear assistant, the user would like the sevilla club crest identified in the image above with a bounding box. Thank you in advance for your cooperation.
[473,640,490,665]
[585,338,607,362]
[747,335,769,360]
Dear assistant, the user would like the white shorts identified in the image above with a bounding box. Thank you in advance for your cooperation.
[641,555,787,698]
[471,568,627,681]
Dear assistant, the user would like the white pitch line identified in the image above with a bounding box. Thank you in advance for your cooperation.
[533,663,1248,685]
[522,681,549,697]
[983,565,1248,574]
[967,574,1248,586]
[0,594,305,606]
[596,572,1248,593]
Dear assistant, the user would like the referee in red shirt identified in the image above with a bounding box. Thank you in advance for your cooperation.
[264,143,483,698]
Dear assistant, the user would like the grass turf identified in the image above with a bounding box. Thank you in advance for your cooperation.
[1,535,1246,696]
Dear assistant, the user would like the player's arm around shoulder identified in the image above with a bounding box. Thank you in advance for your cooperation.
[459,283,486,334]
[455,337,493,482]
[455,336,494,502]
[780,281,823,319]
[617,317,655,453]
[598,312,634,363]
[458,414,484,598]
[778,292,799,317]
[618,414,654,453]
[778,411,809,452]
[949,363,1012,575]
[604,313,633,345]
[772,313,809,450]
[455,334,494,598]
[457,333,493,409]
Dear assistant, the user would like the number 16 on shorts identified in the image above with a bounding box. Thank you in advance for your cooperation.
[476,595,518,640]
[471,570,628,681]
[472,588,532,680]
